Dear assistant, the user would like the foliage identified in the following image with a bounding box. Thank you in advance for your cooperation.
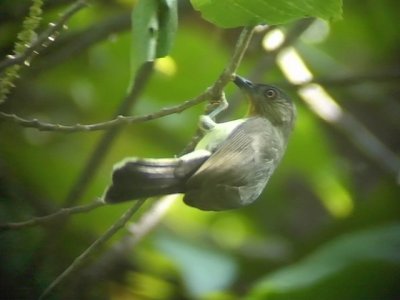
[0,0,399,299]
[191,0,342,27]
[0,0,43,103]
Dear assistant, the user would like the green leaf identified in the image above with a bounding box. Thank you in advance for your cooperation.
[130,0,178,83]
[157,0,178,57]
[131,0,157,82]
[190,0,343,28]
[156,233,238,297]
[248,223,400,300]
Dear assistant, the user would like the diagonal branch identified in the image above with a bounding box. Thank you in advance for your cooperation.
[0,199,104,232]
[38,199,145,300]
[0,0,88,73]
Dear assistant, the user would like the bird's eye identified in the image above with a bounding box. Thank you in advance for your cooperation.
[264,88,277,99]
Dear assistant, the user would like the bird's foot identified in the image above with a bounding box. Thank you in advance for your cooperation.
[208,93,228,120]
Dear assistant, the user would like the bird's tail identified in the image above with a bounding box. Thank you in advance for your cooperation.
[104,158,185,203]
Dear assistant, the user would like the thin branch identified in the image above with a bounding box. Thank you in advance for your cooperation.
[76,195,177,287]
[209,26,255,97]
[13,62,155,287]
[219,19,314,118]
[0,199,104,232]
[0,0,88,73]
[33,11,131,72]
[0,93,210,132]
[180,26,255,154]
[2,69,398,133]
[38,199,145,300]
[0,27,256,134]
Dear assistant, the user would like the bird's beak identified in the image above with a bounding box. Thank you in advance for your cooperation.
[234,75,258,115]
[233,75,254,91]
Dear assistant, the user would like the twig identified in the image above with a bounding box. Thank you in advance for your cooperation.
[179,26,255,154]
[209,26,255,97]
[38,199,145,300]
[0,199,104,232]
[0,0,88,73]
[0,27,255,134]
[33,11,131,72]
[0,93,210,132]
[77,195,177,285]
[2,68,399,133]
[14,63,155,290]
[219,19,314,118]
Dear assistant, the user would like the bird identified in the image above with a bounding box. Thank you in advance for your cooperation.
[103,75,296,211]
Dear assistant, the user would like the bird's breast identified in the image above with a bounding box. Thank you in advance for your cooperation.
[195,118,247,152]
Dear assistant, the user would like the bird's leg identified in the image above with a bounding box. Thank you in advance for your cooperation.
[208,92,229,120]
[199,93,229,131]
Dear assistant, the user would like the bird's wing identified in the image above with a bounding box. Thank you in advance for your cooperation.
[187,117,281,188]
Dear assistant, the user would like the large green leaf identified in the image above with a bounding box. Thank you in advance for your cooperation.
[248,223,400,300]
[131,0,178,82]
[190,0,342,28]
[155,233,238,297]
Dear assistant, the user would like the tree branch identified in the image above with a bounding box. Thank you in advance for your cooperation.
[0,27,255,133]
[209,26,255,97]
[0,199,104,232]
[0,0,88,73]
[3,69,398,133]
[32,11,131,72]
[38,199,145,300]
[0,92,211,132]
[75,195,177,289]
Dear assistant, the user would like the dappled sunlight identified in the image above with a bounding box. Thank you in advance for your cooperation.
[313,172,353,218]
[155,56,177,76]
[262,28,285,51]
[277,47,313,84]
[264,27,353,218]
[298,84,343,122]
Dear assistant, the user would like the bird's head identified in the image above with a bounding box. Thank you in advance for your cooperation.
[234,75,296,129]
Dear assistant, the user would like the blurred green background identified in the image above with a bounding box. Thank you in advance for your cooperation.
[0,0,399,299]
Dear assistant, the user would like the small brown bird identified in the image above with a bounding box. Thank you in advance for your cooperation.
[103,75,296,211]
